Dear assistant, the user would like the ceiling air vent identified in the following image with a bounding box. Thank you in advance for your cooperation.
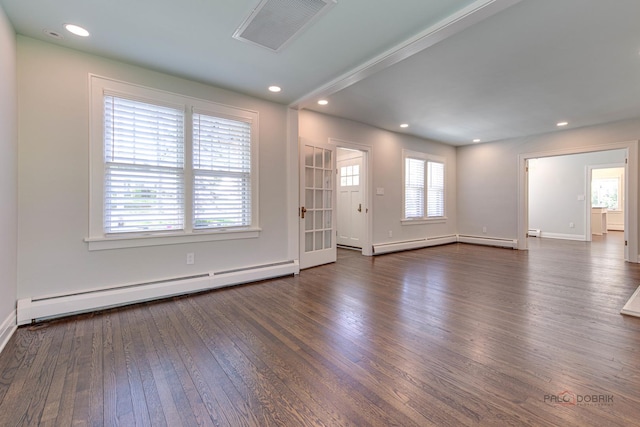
[233,0,337,52]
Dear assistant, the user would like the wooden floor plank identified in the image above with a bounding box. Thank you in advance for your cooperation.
[1,233,639,426]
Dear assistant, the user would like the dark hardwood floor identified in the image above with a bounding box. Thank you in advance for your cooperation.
[2,233,640,426]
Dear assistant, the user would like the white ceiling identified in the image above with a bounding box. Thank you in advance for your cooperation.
[3,0,640,146]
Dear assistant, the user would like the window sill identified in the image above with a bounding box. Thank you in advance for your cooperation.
[401,217,447,225]
[85,227,261,251]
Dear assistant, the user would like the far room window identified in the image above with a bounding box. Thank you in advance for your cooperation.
[592,177,620,210]
[402,150,445,222]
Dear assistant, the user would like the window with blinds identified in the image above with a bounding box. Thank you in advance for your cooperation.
[427,161,444,217]
[91,77,259,242]
[404,158,425,218]
[104,95,185,233]
[403,151,445,221]
[193,113,252,228]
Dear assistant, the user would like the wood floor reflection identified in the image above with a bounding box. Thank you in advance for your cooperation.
[1,233,639,426]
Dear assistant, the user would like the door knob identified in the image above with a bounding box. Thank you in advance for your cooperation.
[357,203,362,212]
[300,206,307,219]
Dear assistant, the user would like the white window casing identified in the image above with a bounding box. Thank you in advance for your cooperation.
[87,75,260,250]
[402,149,446,224]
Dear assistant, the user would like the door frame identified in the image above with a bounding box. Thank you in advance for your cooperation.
[330,138,373,256]
[517,140,638,262]
[336,149,364,249]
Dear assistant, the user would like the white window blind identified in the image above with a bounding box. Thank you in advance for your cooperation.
[104,95,185,233]
[404,157,425,218]
[193,112,252,229]
[427,161,444,217]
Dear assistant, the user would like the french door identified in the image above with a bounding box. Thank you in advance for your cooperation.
[299,139,336,269]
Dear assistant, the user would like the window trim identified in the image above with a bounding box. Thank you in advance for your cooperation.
[87,75,260,250]
[401,149,447,225]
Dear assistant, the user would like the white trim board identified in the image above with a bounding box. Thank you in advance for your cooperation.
[0,310,17,354]
[17,260,299,325]
[621,285,640,317]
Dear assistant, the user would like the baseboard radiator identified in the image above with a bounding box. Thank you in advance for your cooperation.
[17,260,299,325]
[373,235,457,255]
[373,234,518,255]
[457,235,518,249]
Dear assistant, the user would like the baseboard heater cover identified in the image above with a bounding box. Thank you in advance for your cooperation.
[373,235,457,255]
[17,260,299,325]
[457,235,518,249]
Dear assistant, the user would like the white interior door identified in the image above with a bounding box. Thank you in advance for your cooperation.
[337,152,363,248]
[299,139,336,269]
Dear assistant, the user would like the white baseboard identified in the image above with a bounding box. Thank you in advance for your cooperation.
[540,232,586,241]
[621,285,640,317]
[17,260,299,325]
[373,235,457,255]
[457,235,518,249]
[0,310,17,354]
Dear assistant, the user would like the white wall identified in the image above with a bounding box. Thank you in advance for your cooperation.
[300,110,457,246]
[457,118,640,243]
[16,36,293,300]
[528,150,625,239]
[0,6,17,341]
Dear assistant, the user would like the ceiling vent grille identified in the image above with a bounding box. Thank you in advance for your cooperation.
[233,0,337,52]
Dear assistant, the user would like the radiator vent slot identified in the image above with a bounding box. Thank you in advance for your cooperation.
[233,0,337,51]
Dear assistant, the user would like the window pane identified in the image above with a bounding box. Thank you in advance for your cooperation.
[193,113,252,229]
[427,161,444,217]
[405,158,425,218]
[104,96,185,233]
[193,173,251,228]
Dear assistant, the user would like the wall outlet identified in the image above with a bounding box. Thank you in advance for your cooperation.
[388,230,393,238]
[482,226,487,234]
[569,222,575,228]
[186,252,195,265]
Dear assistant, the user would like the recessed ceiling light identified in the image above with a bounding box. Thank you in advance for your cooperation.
[557,121,569,127]
[400,124,409,128]
[268,86,281,93]
[64,24,90,37]
[318,99,328,106]
[473,139,481,143]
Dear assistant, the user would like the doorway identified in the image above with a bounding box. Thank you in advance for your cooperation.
[518,142,638,263]
[590,165,625,235]
[337,148,364,249]
[332,139,372,256]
